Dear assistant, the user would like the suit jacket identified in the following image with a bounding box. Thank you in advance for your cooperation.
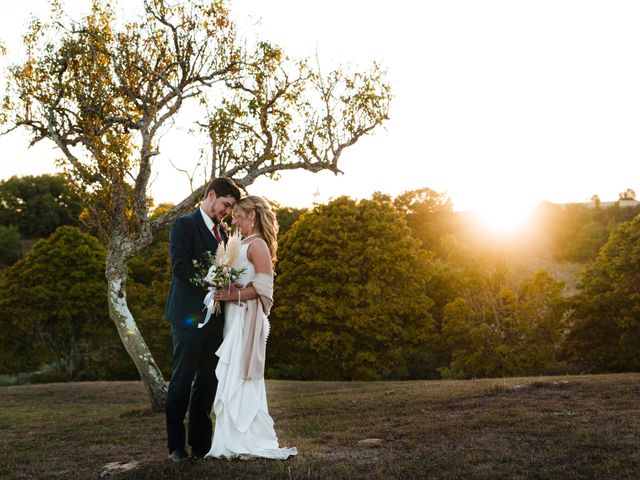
[164,209,226,330]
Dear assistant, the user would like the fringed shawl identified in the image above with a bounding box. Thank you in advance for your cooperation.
[242,272,273,380]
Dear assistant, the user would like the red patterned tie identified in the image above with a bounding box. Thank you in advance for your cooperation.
[212,224,223,243]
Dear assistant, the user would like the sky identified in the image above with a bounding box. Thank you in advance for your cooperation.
[1,0,640,220]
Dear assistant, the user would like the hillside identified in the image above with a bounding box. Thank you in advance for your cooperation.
[1,374,638,479]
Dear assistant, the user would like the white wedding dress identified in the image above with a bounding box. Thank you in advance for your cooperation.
[206,242,297,460]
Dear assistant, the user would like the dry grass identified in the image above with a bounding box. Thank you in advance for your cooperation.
[1,373,639,479]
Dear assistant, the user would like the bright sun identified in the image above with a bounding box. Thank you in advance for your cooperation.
[474,202,534,234]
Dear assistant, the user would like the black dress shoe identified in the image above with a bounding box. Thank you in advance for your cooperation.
[168,448,190,462]
[191,450,207,459]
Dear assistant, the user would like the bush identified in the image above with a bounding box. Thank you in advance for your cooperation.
[0,226,132,379]
[269,194,438,380]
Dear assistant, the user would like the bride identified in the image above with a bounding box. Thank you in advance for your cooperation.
[206,195,297,460]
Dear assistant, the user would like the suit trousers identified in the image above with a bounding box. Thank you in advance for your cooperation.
[165,318,224,454]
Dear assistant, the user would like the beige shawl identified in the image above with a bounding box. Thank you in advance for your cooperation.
[242,272,273,380]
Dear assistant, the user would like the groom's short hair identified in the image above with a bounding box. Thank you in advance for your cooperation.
[204,177,241,202]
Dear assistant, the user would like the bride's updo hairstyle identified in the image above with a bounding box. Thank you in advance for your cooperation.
[235,195,279,265]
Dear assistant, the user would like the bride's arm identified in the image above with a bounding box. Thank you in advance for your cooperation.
[247,239,273,276]
[215,281,258,303]
[215,240,272,303]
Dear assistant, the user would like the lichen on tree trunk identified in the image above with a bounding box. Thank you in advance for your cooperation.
[106,250,166,411]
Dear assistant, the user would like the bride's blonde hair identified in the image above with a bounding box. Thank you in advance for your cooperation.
[235,195,279,265]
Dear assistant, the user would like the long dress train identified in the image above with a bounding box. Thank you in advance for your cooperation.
[206,242,297,460]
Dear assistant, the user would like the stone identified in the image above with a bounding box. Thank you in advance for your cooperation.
[99,461,142,478]
[357,438,384,448]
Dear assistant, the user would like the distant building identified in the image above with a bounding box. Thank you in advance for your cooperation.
[583,198,639,209]
[619,198,640,208]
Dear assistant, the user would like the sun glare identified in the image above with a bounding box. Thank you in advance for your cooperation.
[474,202,534,235]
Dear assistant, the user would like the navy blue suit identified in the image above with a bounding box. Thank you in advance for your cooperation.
[164,209,225,454]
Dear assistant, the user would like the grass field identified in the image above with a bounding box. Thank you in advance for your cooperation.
[1,373,638,479]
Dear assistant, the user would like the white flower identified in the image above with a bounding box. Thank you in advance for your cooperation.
[205,265,217,283]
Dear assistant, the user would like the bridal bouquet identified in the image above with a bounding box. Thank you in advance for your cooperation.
[191,228,245,328]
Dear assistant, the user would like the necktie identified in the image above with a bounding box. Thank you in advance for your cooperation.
[212,224,223,243]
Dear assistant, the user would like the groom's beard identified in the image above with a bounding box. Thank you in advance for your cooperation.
[211,211,226,223]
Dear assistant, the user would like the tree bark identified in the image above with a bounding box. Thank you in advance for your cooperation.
[106,245,167,411]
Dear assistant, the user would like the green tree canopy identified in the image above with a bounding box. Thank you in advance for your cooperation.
[531,201,640,263]
[438,242,568,379]
[275,205,308,236]
[394,187,454,257]
[269,194,437,380]
[564,215,640,371]
[0,226,128,379]
[0,225,22,266]
[0,174,83,238]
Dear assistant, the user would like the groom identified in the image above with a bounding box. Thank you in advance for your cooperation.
[164,177,241,461]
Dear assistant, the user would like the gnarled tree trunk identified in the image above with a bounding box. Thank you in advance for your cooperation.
[106,246,166,411]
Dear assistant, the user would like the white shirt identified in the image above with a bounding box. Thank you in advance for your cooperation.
[199,206,217,239]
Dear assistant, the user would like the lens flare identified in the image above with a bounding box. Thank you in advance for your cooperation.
[182,315,198,327]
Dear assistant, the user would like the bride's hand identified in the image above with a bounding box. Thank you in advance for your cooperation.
[214,285,242,304]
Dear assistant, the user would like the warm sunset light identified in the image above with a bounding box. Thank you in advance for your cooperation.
[2,3,640,478]
[2,1,640,210]
[474,202,534,234]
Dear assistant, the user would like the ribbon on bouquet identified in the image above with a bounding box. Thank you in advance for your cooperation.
[199,288,217,329]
